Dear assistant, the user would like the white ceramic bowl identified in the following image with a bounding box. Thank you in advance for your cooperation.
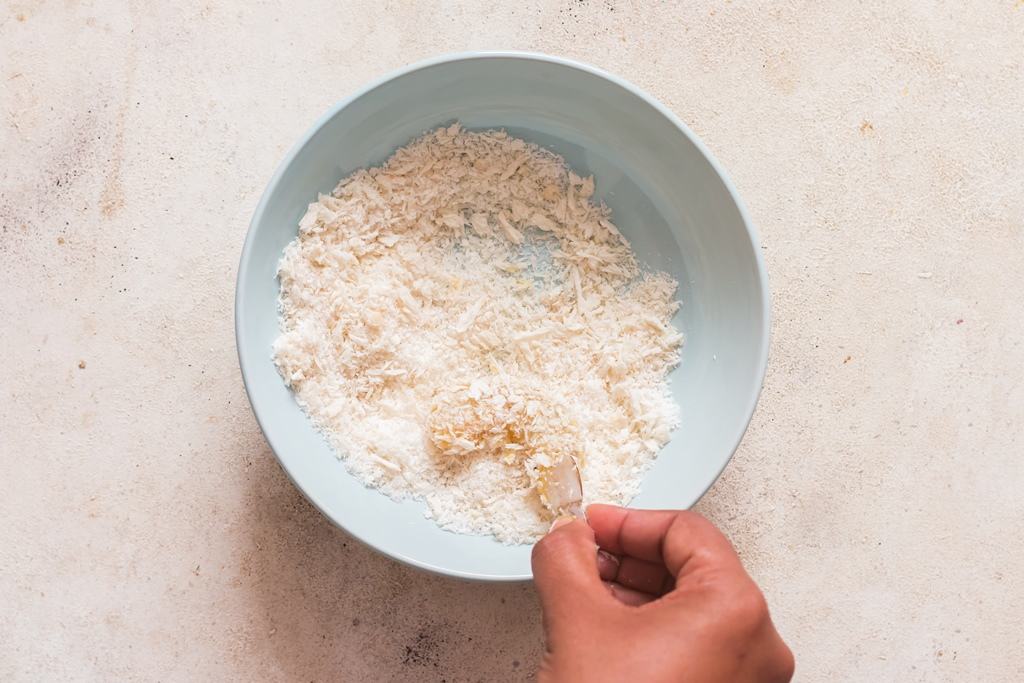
[235,52,769,580]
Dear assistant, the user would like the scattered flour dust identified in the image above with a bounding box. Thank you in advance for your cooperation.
[273,124,683,544]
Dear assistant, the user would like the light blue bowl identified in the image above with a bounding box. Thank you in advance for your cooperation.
[235,52,769,581]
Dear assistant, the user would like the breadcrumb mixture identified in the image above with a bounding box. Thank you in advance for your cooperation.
[273,124,682,543]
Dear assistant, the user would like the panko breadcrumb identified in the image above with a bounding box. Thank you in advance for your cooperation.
[273,124,682,544]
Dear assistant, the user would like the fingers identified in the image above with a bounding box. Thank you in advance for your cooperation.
[616,556,675,595]
[597,549,619,581]
[603,581,658,607]
[532,518,614,626]
[597,550,674,596]
[587,505,741,579]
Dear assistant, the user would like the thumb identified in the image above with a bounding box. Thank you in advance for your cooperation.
[532,518,613,632]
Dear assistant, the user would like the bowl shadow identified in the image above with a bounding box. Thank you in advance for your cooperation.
[241,444,543,681]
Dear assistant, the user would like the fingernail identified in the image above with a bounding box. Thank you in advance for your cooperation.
[549,516,574,532]
[596,549,619,580]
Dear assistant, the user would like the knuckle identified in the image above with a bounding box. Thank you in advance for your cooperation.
[728,583,770,628]
[671,510,730,550]
[676,509,707,524]
[676,510,715,534]
[774,644,796,681]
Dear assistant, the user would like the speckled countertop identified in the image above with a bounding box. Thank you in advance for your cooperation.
[3,2,1022,681]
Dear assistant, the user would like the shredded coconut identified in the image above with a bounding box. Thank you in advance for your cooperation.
[273,124,683,544]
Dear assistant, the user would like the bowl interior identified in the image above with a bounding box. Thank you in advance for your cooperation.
[237,54,767,580]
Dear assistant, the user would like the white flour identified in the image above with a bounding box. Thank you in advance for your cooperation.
[273,124,682,543]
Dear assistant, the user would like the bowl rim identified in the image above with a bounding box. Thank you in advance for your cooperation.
[235,50,771,581]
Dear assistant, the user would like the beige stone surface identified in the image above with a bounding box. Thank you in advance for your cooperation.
[2,1,1022,680]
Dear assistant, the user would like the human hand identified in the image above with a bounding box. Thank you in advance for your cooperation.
[531,506,794,683]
